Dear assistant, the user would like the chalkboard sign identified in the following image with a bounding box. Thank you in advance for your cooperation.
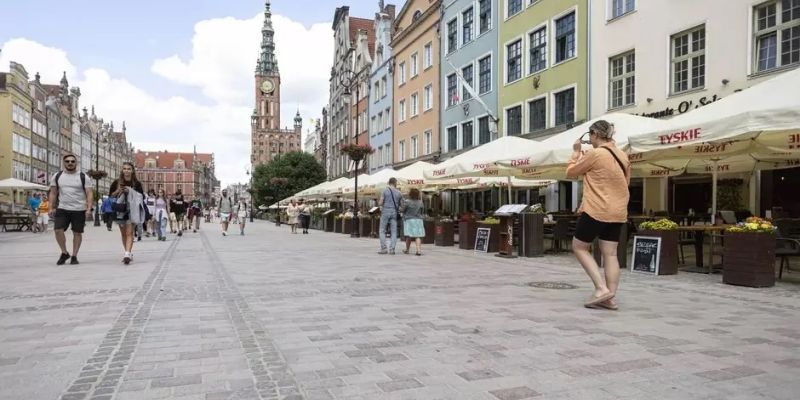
[475,227,491,253]
[631,236,661,275]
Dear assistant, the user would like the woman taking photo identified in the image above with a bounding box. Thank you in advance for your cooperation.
[565,120,630,310]
[109,162,145,264]
[153,188,170,241]
[401,188,426,256]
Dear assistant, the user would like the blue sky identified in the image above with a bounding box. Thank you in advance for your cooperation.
[0,0,382,186]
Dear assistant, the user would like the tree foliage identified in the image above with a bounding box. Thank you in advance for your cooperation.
[251,152,326,207]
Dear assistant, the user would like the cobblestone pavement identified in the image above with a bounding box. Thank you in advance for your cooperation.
[1,221,799,400]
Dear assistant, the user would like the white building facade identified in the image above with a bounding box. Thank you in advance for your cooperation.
[590,0,800,214]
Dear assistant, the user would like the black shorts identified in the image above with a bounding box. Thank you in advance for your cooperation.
[54,209,87,233]
[174,212,185,220]
[574,213,623,243]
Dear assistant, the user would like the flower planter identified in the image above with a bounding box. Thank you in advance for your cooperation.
[435,220,455,247]
[723,232,776,287]
[638,229,679,275]
[422,219,436,244]
[477,223,501,253]
[358,216,372,237]
[342,219,353,235]
[334,218,342,233]
[459,221,477,250]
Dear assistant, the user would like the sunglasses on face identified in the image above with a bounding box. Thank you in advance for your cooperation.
[579,132,593,145]
[64,159,77,164]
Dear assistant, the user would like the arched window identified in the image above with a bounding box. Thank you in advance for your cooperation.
[413,10,422,21]
[145,158,156,168]
[174,159,185,169]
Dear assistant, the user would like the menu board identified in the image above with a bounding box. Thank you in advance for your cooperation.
[631,236,661,275]
[495,204,529,215]
[474,228,491,253]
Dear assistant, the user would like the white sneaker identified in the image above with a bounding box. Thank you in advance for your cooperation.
[222,231,227,236]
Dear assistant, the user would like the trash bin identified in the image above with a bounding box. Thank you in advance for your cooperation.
[520,213,544,257]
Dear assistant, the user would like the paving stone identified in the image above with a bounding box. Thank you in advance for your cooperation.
[151,374,203,388]
[376,378,424,392]
[489,386,541,400]
[457,369,503,381]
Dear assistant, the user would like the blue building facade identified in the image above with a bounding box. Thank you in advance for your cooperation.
[368,3,396,173]
[439,0,499,160]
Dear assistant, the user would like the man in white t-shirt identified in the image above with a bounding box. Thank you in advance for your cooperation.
[48,154,93,265]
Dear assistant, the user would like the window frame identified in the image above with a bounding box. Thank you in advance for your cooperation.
[552,8,578,66]
[462,119,475,149]
[462,63,474,101]
[398,61,407,85]
[504,103,523,136]
[752,0,800,73]
[526,94,547,133]
[398,140,406,162]
[410,92,419,117]
[424,42,433,69]
[670,24,706,95]
[610,0,636,20]
[447,18,459,54]
[462,6,474,45]
[410,135,419,159]
[423,84,433,111]
[478,52,493,94]
[446,124,459,152]
[410,52,419,78]
[399,99,407,123]
[507,0,523,20]
[424,130,432,155]
[551,84,577,127]
[479,0,492,34]
[505,37,523,84]
[608,50,636,110]
[446,73,459,107]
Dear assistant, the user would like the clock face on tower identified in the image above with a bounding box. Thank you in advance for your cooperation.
[261,79,275,94]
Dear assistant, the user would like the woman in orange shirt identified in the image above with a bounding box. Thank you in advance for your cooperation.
[566,120,631,310]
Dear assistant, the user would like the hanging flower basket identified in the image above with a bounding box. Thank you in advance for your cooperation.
[339,143,374,161]
[87,169,108,180]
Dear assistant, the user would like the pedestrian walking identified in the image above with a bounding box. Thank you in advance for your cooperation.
[218,189,234,236]
[298,199,311,234]
[36,195,50,233]
[286,199,300,234]
[109,162,145,265]
[236,198,248,235]
[101,196,115,231]
[154,189,170,241]
[401,188,425,256]
[566,120,630,310]
[189,197,203,232]
[144,189,156,237]
[48,154,93,265]
[28,192,42,232]
[377,178,404,255]
[170,189,187,237]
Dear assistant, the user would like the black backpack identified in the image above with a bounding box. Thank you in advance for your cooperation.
[53,171,86,209]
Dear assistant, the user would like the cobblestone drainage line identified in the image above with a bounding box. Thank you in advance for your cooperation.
[200,231,305,400]
[58,238,180,400]
[528,282,579,290]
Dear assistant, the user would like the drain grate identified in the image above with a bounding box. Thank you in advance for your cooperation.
[528,282,579,290]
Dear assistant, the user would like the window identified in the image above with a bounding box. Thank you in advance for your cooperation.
[424,84,433,110]
[447,19,458,53]
[462,64,474,101]
[424,130,432,155]
[479,116,491,144]
[506,106,522,136]
[554,87,575,125]
[508,0,522,18]
[12,133,31,156]
[447,126,458,152]
[479,55,492,94]
[399,140,406,162]
[385,144,391,165]
[371,116,378,134]
[671,25,705,93]
[381,76,388,97]
[529,27,547,73]
[399,61,407,84]
[411,135,419,159]
[462,121,474,148]
[528,98,546,132]
[463,7,474,44]
[447,74,458,107]
[611,0,635,19]
[506,39,523,82]
[410,53,419,77]
[609,51,636,108]
[479,0,491,34]
[555,12,576,63]
[11,104,31,129]
[411,93,419,116]
[385,107,391,129]
[376,146,383,166]
[424,42,433,69]
[754,0,800,72]
[399,99,406,122]
[373,81,380,102]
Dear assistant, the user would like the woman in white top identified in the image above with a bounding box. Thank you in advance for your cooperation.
[237,199,248,236]
[286,199,300,234]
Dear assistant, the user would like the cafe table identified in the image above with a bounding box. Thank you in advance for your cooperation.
[0,214,32,232]
[676,224,733,274]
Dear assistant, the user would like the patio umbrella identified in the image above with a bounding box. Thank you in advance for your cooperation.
[422,136,544,180]
[0,178,49,214]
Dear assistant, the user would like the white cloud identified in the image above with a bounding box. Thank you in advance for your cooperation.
[0,11,333,187]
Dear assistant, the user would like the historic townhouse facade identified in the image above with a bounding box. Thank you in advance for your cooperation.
[351,26,376,173]
[328,6,375,179]
[135,150,217,203]
[440,0,500,159]
[589,0,800,216]
[251,0,302,170]
[368,2,396,173]
[391,0,442,168]
[0,62,36,192]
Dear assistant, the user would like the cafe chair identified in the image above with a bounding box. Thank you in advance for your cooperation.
[678,220,696,264]
[544,219,570,253]
[776,237,800,279]
[719,210,737,224]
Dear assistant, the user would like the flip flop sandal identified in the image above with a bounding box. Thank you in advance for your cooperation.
[584,292,615,308]
[595,300,619,311]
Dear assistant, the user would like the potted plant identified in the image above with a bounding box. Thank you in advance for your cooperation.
[723,217,777,287]
[435,216,455,247]
[87,169,108,181]
[339,143,375,162]
[638,219,680,275]
[459,214,477,250]
[477,216,502,253]
[520,204,545,257]
[342,215,353,235]
[334,214,343,233]
[358,214,372,237]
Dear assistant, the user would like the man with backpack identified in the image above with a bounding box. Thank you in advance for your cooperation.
[48,154,93,265]
[170,189,187,237]
[189,197,203,233]
[218,189,234,236]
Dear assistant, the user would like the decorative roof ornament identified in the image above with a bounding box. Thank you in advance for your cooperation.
[256,0,279,75]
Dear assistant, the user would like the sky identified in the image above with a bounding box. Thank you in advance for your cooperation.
[0,0,380,187]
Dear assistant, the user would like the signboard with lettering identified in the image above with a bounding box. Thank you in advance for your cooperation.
[631,236,661,275]
[474,227,491,253]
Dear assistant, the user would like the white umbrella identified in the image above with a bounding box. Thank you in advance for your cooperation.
[422,136,543,180]
[0,178,49,191]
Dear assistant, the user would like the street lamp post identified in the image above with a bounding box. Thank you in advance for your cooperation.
[339,64,364,238]
[246,170,254,222]
[93,132,102,226]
